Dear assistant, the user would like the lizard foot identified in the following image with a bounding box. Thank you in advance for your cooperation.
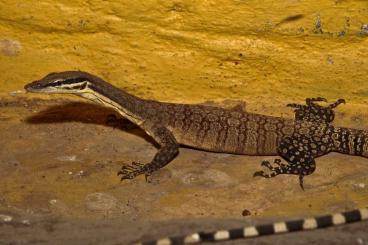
[253,165,306,190]
[253,170,278,178]
[260,158,286,169]
[260,160,273,169]
[254,159,284,178]
[306,97,327,104]
[287,97,327,110]
[118,161,150,181]
[287,97,345,124]
[273,158,287,168]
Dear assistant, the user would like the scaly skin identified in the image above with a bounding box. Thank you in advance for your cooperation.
[24,71,368,189]
[287,97,345,124]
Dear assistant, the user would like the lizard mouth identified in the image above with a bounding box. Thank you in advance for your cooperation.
[24,80,41,92]
[24,80,56,93]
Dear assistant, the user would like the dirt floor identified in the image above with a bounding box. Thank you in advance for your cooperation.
[0,95,367,244]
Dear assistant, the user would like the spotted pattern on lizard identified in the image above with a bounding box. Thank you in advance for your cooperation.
[254,97,349,189]
[287,97,345,124]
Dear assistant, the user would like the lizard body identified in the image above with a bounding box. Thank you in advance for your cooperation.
[24,71,368,188]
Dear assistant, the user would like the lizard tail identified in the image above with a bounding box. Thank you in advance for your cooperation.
[133,207,368,245]
[331,127,368,157]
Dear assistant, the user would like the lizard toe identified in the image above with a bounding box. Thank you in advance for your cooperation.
[261,160,270,167]
[338,98,345,104]
[253,170,265,177]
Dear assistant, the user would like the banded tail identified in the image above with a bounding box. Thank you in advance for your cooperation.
[134,207,368,245]
[331,127,368,157]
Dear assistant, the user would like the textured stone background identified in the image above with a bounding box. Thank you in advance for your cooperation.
[1,1,368,103]
[0,1,368,244]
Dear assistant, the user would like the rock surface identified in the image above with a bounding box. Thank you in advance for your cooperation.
[0,1,368,104]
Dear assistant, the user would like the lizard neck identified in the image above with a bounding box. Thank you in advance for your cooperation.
[80,77,148,125]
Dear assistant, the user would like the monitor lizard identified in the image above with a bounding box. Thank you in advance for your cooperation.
[24,71,368,190]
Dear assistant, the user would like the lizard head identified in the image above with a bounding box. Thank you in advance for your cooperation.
[24,71,94,94]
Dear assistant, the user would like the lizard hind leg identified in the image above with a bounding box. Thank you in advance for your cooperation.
[254,136,321,190]
[287,97,345,124]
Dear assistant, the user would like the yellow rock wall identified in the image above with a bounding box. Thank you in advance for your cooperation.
[1,0,368,105]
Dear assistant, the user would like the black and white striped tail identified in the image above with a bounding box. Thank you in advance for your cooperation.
[134,207,368,245]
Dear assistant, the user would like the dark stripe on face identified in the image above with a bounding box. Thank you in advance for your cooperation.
[229,228,245,239]
[198,232,215,242]
[52,77,87,87]
[343,209,362,223]
[315,215,333,228]
[80,82,87,90]
[63,77,87,85]
[256,224,275,235]
[285,219,304,231]
[51,80,62,87]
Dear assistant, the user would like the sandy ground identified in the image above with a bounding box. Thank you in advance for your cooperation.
[0,96,368,244]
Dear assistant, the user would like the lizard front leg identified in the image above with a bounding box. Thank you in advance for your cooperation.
[287,97,345,124]
[118,126,179,181]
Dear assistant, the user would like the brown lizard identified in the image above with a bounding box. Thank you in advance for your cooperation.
[24,71,367,189]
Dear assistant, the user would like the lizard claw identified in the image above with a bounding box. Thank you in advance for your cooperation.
[299,175,305,191]
[273,158,286,167]
[286,103,301,108]
[260,160,274,170]
[317,97,327,102]
[253,170,265,177]
[261,160,270,167]
[306,97,327,104]
[144,173,152,183]
[117,161,146,181]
